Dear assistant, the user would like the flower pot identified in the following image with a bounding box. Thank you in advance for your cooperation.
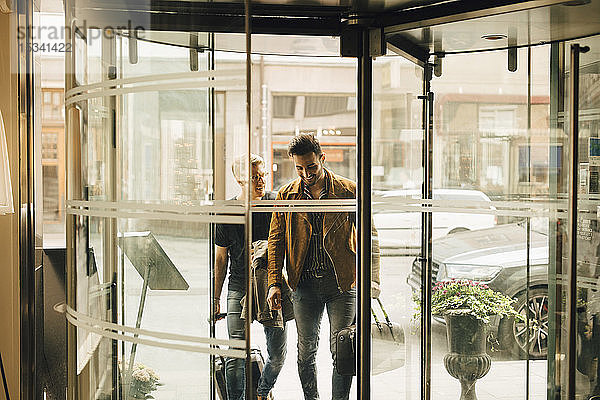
[443,315,491,400]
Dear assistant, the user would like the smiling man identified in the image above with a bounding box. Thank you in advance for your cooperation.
[267,134,380,400]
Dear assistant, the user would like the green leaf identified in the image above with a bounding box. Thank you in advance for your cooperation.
[413,279,522,322]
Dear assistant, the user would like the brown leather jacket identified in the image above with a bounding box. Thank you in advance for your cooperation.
[267,170,381,296]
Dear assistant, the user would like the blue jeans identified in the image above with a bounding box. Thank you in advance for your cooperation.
[292,270,356,400]
[225,289,288,400]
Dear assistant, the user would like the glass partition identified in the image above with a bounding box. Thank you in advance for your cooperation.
[65,2,249,396]
[427,46,552,400]
[370,41,564,400]
[371,52,423,400]
[557,34,600,400]
[62,1,600,398]
[247,43,359,399]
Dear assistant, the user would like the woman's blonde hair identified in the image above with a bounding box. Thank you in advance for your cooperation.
[231,153,264,182]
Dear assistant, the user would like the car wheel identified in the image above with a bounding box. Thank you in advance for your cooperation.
[448,227,469,235]
[499,287,549,359]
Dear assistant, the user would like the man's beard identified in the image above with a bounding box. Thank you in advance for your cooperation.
[303,176,316,186]
[303,171,322,187]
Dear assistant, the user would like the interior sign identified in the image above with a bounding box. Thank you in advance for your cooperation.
[589,137,600,166]
[578,217,593,241]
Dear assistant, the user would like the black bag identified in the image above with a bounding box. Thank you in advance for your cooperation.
[335,324,356,376]
[334,298,405,376]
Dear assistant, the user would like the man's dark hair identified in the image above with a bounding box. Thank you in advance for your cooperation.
[288,133,322,157]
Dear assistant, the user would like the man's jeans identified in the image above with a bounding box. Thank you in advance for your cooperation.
[225,289,287,400]
[292,270,356,400]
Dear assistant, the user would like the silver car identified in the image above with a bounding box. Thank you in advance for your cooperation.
[374,189,496,254]
[408,219,550,359]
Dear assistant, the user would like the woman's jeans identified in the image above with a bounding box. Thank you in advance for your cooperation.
[292,270,356,400]
[225,289,287,400]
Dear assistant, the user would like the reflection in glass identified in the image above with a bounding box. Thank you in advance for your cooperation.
[372,53,424,400]
[557,34,600,400]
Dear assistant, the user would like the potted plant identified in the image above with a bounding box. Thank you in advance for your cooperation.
[416,279,522,400]
[123,363,163,399]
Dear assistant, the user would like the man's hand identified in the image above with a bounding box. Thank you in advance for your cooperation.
[267,286,282,310]
[214,297,225,321]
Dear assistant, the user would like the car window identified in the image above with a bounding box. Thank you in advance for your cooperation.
[375,190,493,209]
[372,191,414,214]
[435,192,492,209]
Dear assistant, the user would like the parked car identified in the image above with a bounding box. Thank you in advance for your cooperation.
[373,189,496,254]
[407,219,550,359]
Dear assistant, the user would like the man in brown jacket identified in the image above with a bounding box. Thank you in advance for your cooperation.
[266,134,380,400]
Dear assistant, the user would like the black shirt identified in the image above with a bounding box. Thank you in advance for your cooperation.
[300,171,334,281]
[214,192,275,292]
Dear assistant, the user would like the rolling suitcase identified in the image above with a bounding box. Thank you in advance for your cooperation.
[213,346,274,400]
[250,347,267,399]
[214,355,228,400]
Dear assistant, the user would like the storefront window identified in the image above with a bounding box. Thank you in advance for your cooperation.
[272,95,297,118]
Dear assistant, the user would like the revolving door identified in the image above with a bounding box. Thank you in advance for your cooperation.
[62,0,600,399]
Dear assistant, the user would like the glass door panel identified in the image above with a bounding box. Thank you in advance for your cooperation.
[555,34,600,400]
[371,52,424,400]
[65,3,249,396]
[248,36,358,399]
[384,44,554,400]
